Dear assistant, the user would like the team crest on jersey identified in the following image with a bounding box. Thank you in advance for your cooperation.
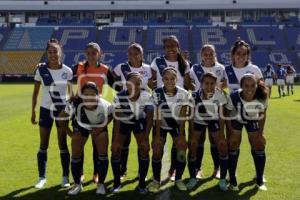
[61,72,68,80]
[246,71,254,75]
[216,70,221,76]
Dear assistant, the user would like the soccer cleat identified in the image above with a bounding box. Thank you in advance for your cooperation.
[68,184,83,195]
[196,170,205,179]
[228,184,239,191]
[147,180,160,193]
[80,174,85,183]
[186,178,198,190]
[35,177,47,189]
[256,183,268,191]
[96,183,106,195]
[169,170,176,182]
[212,168,221,179]
[175,180,187,191]
[61,176,70,188]
[110,184,121,193]
[219,179,228,191]
[93,174,99,184]
[253,175,267,183]
[120,172,127,180]
[135,186,148,194]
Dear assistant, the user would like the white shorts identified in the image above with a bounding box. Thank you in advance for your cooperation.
[277,79,285,86]
[265,78,273,86]
[286,76,294,84]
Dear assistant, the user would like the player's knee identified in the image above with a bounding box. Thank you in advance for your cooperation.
[175,139,187,150]
[229,139,239,150]
[218,140,228,156]
[188,140,198,156]
[139,143,150,157]
[253,137,266,150]
[111,145,121,158]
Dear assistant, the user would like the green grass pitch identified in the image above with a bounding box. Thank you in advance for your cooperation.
[0,84,300,200]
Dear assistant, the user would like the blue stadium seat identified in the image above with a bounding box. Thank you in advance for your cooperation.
[146,27,189,50]
[0,28,11,49]
[53,27,97,50]
[3,27,54,50]
[97,27,143,51]
[238,27,286,50]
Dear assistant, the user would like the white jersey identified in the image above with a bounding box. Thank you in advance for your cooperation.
[190,62,226,91]
[192,89,228,125]
[67,97,113,130]
[151,56,190,88]
[113,62,152,90]
[226,89,267,123]
[34,63,73,111]
[225,63,263,91]
[113,90,154,125]
[153,86,190,130]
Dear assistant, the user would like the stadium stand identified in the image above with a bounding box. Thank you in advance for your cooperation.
[3,27,53,50]
[0,12,300,76]
[0,51,44,74]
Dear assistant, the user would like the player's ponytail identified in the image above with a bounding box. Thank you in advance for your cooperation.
[177,52,187,77]
[255,79,269,101]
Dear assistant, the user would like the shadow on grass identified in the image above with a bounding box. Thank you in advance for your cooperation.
[0,179,260,200]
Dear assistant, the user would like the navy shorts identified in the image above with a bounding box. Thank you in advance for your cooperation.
[231,120,259,133]
[119,119,146,135]
[153,126,181,139]
[39,107,64,128]
[72,120,108,138]
[193,120,220,133]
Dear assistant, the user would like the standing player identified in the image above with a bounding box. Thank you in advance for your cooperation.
[60,82,113,195]
[224,39,264,183]
[112,43,153,179]
[110,72,154,194]
[151,35,194,181]
[263,64,275,98]
[75,42,116,184]
[276,64,286,97]
[187,72,229,191]
[189,44,226,179]
[31,39,73,189]
[286,64,296,95]
[225,39,263,91]
[226,74,268,191]
[148,67,189,192]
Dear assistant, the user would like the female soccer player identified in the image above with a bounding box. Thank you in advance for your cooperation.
[148,67,189,193]
[62,82,113,195]
[151,35,194,181]
[226,74,268,191]
[75,42,117,184]
[225,39,263,91]
[286,64,296,95]
[276,64,286,97]
[31,38,73,189]
[112,43,153,179]
[110,72,154,194]
[189,44,226,179]
[263,64,275,98]
[187,72,228,191]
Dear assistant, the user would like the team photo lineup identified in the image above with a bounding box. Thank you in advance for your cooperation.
[31,36,292,194]
[0,1,300,200]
